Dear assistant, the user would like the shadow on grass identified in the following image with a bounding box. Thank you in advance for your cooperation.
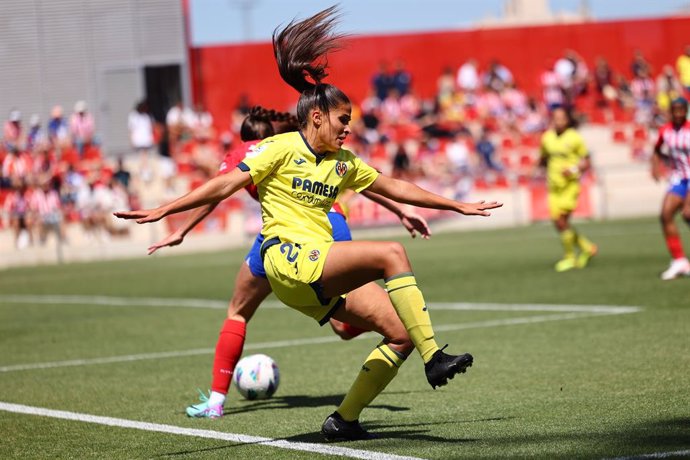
[221,393,409,415]
[483,417,690,456]
[157,414,497,457]
[158,416,690,457]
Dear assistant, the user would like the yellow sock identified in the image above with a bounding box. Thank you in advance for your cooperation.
[574,230,594,253]
[385,273,438,363]
[337,343,405,421]
[560,229,576,259]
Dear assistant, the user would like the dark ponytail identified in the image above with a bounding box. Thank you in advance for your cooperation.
[272,5,351,128]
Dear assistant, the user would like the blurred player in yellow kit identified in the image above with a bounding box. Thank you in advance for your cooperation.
[538,107,598,272]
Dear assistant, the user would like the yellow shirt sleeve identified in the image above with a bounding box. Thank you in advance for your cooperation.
[239,141,284,185]
[344,155,380,193]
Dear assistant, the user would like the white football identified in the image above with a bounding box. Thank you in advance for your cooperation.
[234,354,280,400]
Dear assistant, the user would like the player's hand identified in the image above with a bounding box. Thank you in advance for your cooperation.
[148,231,184,255]
[400,211,431,239]
[651,165,662,182]
[457,200,503,216]
[113,208,166,224]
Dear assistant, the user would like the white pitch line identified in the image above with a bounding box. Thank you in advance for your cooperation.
[431,303,641,314]
[0,294,642,314]
[607,450,690,459]
[0,294,230,309]
[0,402,424,460]
[0,310,634,373]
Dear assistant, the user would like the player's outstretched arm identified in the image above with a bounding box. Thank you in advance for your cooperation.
[366,174,502,216]
[114,168,252,224]
[147,203,218,255]
[360,189,431,239]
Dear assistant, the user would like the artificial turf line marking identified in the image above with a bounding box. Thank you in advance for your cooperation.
[0,294,642,314]
[0,310,637,373]
[0,402,425,460]
[608,450,690,459]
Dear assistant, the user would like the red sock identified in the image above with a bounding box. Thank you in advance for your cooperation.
[665,234,686,260]
[211,319,246,395]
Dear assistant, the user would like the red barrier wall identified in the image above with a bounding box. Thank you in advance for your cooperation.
[189,16,690,131]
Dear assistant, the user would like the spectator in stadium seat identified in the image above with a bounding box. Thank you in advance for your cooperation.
[392,60,412,96]
[185,127,221,178]
[614,74,634,110]
[630,67,656,126]
[541,60,565,111]
[372,61,393,101]
[3,181,36,249]
[391,143,411,179]
[445,132,472,176]
[656,65,684,114]
[484,59,513,93]
[166,100,193,155]
[521,98,547,134]
[3,110,23,151]
[32,142,57,187]
[676,45,690,97]
[1,146,31,188]
[128,100,155,183]
[113,157,131,190]
[457,59,479,93]
[27,115,45,151]
[189,103,213,134]
[47,105,69,147]
[475,129,501,172]
[33,179,65,245]
[593,57,615,108]
[631,49,651,79]
[69,101,95,156]
[437,67,455,101]
[555,51,579,106]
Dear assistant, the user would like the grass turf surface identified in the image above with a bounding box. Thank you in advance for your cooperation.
[1,217,689,459]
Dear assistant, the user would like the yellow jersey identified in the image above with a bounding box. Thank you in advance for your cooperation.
[239,131,379,244]
[540,128,588,189]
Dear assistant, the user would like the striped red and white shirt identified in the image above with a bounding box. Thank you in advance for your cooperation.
[630,77,655,102]
[656,121,690,179]
[30,189,61,216]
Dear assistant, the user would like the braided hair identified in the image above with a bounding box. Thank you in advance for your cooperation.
[240,106,299,141]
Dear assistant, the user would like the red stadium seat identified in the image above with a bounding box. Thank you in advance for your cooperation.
[612,126,627,143]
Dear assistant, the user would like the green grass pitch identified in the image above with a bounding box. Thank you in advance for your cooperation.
[1,217,689,459]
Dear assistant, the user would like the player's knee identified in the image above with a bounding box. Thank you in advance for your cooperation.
[384,241,408,265]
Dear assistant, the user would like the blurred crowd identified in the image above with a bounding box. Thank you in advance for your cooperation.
[2,45,690,249]
[0,101,137,249]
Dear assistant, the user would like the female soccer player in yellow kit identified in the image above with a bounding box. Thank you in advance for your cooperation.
[116,6,501,441]
[538,107,598,272]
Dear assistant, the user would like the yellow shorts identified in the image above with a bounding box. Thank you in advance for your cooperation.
[261,237,344,325]
[548,182,580,219]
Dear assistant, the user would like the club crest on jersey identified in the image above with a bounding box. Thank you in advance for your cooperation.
[335,161,348,177]
[308,249,320,262]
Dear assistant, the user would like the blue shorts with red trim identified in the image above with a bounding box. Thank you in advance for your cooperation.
[245,212,352,278]
[668,178,689,199]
